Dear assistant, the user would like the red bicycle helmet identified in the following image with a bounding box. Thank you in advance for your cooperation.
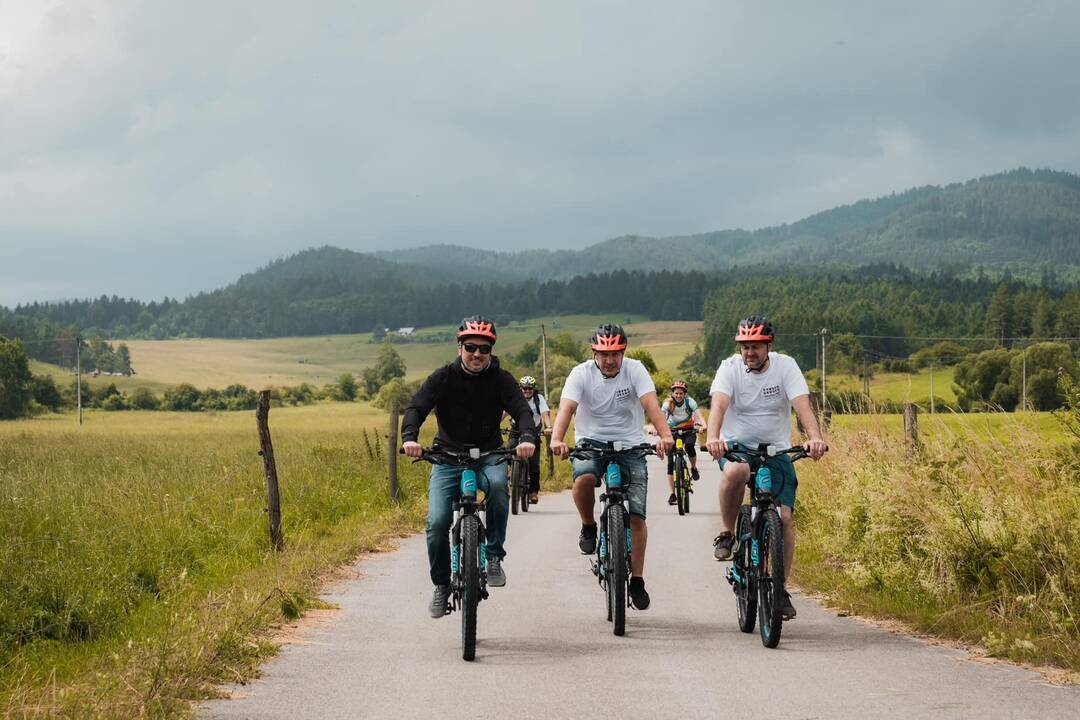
[590,323,628,352]
[671,380,688,392]
[734,316,774,343]
[457,315,497,343]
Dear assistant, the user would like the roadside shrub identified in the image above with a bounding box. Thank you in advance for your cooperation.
[130,387,160,410]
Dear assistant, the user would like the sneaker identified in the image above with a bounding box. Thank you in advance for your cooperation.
[486,558,506,587]
[578,523,598,554]
[529,493,539,504]
[691,468,700,481]
[428,584,451,618]
[712,532,735,561]
[667,493,677,505]
[781,591,797,620]
[629,577,650,610]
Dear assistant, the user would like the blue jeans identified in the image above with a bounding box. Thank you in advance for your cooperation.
[426,456,509,586]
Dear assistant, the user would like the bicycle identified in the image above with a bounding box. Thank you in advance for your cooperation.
[567,441,656,637]
[408,445,515,661]
[502,424,530,515]
[670,427,699,516]
[713,442,818,648]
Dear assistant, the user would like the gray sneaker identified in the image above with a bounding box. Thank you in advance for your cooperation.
[428,584,451,618]
[713,532,735,561]
[486,557,506,587]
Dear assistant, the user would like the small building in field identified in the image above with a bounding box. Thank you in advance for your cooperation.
[397,327,415,337]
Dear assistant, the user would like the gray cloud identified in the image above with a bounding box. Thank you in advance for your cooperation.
[2,1,1079,305]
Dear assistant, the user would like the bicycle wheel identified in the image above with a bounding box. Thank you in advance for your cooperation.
[734,506,756,633]
[608,506,628,636]
[756,508,785,648]
[520,462,530,513]
[460,514,480,661]
[674,455,687,516]
[509,462,522,516]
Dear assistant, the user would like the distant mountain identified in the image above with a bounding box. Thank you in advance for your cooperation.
[378,168,1080,282]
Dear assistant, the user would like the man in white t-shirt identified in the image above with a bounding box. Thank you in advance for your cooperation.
[551,323,674,611]
[704,316,827,621]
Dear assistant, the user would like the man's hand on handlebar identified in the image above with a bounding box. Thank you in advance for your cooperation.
[655,433,674,460]
[515,441,536,460]
[804,437,828,461]
[550,438,570,459]
[402,440,423,458]
[705,436,728,461]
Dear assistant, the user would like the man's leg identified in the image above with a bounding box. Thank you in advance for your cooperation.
[629,515,648,576]
[780,504,795,582]
[527,453,541,496]
[425,464,460,616]
[477,459,509,560]
[572,473,597,525]
[718,461,750,533]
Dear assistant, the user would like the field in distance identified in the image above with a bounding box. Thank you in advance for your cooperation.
[36,316,701,390]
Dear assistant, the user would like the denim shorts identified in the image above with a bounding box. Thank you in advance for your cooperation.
[719,449,798,510]
[571,440,650,519]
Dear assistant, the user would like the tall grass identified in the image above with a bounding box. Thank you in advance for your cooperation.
[0,404,431,717]
[795,410,1080,672]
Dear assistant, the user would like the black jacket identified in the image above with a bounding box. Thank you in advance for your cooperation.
[401,356,537,451]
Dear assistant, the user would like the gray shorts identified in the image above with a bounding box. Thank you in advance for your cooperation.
[571,441,650,519]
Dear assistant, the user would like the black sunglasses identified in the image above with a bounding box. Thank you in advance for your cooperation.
[462,342,493,354]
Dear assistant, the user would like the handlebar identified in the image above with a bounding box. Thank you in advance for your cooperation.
[698,443,828,463]
[567,442,657,461]
[402,446,518,467]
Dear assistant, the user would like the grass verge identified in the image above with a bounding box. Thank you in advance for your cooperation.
[794,411,1080,676]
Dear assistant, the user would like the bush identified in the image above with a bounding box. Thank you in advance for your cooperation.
[327,373,358,402]
[373,377,422,410]
[31,375,64,411]
[130,387,160,410]
[162,384,202,411]
[101,393,130,411]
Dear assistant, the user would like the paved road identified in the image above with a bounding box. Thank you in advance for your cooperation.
[203,457,1078,719]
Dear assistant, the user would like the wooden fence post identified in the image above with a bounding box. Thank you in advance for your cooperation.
[256,390,285,551]
[388,400,401,503]
[903,402,919,450]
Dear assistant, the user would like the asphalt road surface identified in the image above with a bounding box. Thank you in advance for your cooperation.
[202,456,1079,719]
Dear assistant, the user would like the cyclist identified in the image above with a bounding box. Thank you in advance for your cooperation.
[402,315,538,618]
[660,379,705,506]
[550,323,674,610]
[515,375,551,504]
[704,316,827,621]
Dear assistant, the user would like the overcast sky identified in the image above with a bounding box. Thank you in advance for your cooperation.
[2,1,1079,306]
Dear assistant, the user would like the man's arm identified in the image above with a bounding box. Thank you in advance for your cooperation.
[791,394,828,460]
[641,391,674,459]
[705,392,731,460]
[401,369,442,457]
[549,398,578,458]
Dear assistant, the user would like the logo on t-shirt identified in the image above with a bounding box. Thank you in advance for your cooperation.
[615,388,633,401]
[762,384,781,399]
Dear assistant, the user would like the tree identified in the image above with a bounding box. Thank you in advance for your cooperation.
[328,373,358,402]
[985,283,1014,346]
[953,349,1014,411]
[31,374,64,411]
[0,338,33,419]
[626,349,657,373]
[373,377,422,409]
[162,383,202,411]
[361,342,407,396]
[130,387,160,410]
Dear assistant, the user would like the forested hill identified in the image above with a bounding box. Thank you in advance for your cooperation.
[377,168,1080,282]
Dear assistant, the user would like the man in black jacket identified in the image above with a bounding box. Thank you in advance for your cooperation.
[402,315,537,618]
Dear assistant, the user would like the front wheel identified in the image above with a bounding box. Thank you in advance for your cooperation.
[757,509,785,648]
[607,506,628,636]
[734,506,756,633]
[509,462,522,516]
[460,514,481,661]
[674,455,687,516]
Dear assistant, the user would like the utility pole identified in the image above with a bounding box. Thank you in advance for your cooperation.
[540,322,553,476]
[929,360,935,414]
[820,328,828,410]
[540,323,549,400]
[76,336,83,426]
[1021,345,1027,412]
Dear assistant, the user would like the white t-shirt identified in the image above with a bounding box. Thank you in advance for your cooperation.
[561,357,656,444]
[709,352,809,447]
[525,393,550,428]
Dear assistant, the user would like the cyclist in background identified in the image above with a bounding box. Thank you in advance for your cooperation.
[550,323,673,610]
[516,375,551,504]
[402,315,537,618]
[660,379,705,506]
[704,316,827,621]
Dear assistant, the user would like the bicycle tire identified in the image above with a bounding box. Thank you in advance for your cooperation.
[608,506,627,636]
[509,462,522,516]
[520,462,530,513]
[734,506,756,633]
[757,508,785,648]
[674,455,687,516]
[460,514,480,661]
